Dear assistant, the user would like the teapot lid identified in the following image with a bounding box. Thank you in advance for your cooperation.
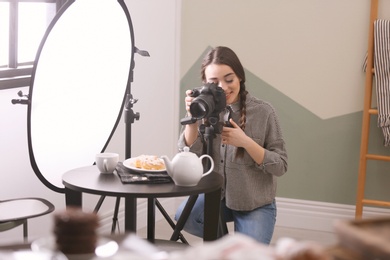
[179,146,195,157]
[177,146,198,159]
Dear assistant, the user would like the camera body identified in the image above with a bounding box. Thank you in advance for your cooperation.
[189,82,226,121]
[180,83,229,134]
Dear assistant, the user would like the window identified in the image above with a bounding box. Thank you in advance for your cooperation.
[0,0,61,90]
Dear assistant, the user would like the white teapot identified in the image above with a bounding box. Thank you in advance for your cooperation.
[161,147,214,187]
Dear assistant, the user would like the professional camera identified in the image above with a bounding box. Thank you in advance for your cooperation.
[180,82,228,135]
[180,82,231,139]
[189,82,226,120]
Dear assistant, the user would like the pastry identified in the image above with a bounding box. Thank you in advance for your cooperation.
[133,155,165,170]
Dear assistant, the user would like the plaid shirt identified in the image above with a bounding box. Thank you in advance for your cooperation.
[178,94,288,211]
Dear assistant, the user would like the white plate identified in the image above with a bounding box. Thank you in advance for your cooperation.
[122,157,166,173]
[31,236,119,259]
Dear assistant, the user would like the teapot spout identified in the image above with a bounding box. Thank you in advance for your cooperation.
[161,156,173,177]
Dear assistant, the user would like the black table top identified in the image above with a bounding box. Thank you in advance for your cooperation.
[62,165,223,198]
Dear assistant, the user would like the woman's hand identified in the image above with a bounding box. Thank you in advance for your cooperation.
[222,119,265,164]
[221,119,249,147]
[183,89,198,146]
[185,89,194,115]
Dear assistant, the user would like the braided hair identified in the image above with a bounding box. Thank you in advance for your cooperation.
[201,46,248,158]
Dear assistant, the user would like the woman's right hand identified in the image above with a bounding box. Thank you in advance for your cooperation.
[185,89,194,115]
[183,89,198,146]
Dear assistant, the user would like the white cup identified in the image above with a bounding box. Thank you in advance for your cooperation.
[96,153,119,174]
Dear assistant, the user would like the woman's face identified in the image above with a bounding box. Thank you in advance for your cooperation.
[204,63,241,105]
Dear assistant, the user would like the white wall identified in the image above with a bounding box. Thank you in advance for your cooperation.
[0,0,180,245]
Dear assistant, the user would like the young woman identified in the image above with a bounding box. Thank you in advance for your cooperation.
[175,46,288,244]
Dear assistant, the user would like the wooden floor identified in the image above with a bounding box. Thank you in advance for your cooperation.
[138,216,339,248]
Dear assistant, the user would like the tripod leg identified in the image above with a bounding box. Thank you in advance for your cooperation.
[155,199,189,244]
[170,195,198,242]
[218,208,228,238]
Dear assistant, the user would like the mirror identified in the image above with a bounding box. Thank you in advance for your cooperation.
[28,0,134,192]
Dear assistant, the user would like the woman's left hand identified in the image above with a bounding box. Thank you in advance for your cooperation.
[221,119,249,147]
[222,119,265,164]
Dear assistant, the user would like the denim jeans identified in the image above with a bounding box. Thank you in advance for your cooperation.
[174,194,277,244]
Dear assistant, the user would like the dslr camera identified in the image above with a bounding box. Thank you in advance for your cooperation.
[180,83,226,128]
[190,82,226,120]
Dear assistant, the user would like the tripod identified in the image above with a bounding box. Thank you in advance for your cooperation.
[172,116,228,241]
[199,120,229,237]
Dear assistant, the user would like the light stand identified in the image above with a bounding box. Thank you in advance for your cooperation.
[94,47,149,233]
[110,47,149,233]
[122,49,190,241]
[124,47,150,157]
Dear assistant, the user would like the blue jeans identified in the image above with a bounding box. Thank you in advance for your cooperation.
[174,194,276,244]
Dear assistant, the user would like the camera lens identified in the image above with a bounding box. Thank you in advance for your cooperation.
[190,95,215,119]
[190,101,207,118]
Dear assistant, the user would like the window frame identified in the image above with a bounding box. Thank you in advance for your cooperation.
[0,0,63,90]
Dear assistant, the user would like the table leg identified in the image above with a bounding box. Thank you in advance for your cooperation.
[147,198,155,242]
[125,197,137,232]
[204,188,221,241]
[64,187,82,207]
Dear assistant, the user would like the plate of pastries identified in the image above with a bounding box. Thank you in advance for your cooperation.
[123,155,166,172]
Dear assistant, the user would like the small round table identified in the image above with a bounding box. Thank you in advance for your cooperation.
[62,165,223,242]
